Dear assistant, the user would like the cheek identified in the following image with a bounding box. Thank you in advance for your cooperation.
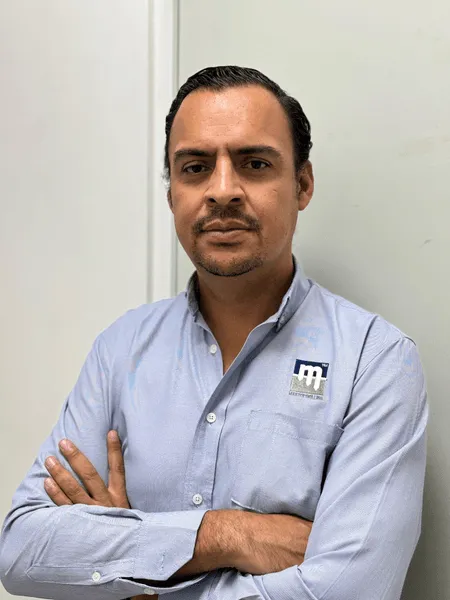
[171,189,193,223]
[258,189,297,239]
[173,211,193,248]
[170,192,200,250]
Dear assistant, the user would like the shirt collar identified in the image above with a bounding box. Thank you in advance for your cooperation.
[185,255,311,330]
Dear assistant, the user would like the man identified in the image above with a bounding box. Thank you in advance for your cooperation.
[0,66,427,600]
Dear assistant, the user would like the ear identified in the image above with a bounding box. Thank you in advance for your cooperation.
[296,161,314,211]
[167,188,173,211]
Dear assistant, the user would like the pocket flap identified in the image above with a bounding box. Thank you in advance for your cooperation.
[248,410,343,446]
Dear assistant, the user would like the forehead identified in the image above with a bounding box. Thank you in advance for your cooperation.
[169,85,293,155]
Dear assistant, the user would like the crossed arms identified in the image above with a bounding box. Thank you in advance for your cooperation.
[42,432,313,599]
[0,334,428,600]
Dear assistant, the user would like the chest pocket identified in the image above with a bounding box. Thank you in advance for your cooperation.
[231,410,343,521]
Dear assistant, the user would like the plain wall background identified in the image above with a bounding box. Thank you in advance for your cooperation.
[176,1,450,599]
[0,2,149,598]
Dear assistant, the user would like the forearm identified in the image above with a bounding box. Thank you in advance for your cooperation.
[0,502,208,599]
[131,508,245,591]
[161,508,310,583]
[172,509,242,579]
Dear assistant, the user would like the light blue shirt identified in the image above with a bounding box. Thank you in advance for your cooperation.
[0,259,428,600]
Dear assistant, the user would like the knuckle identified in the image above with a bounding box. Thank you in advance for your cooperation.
[83,467,99,481]
[113,462,126,475]
[65,482,82,497]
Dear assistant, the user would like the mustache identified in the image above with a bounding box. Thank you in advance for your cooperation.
[192,205,261,235]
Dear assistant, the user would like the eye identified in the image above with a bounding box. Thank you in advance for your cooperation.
[243,160,270,170]
[183,164,208,174]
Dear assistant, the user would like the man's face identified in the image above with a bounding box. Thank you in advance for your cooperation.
[168,85,313,277]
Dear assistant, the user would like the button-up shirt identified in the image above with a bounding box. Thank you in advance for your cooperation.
[0,259,428,600]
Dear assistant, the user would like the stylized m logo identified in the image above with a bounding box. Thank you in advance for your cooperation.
[297,364,323,391]
[290,359,329,398]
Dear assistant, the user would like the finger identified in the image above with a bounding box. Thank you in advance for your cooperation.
[58,439,111,505]
[44,477,73,506]
[107,430,130,507]
[45,455,93,505]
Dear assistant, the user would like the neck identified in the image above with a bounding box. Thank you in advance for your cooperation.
[196,256,295,359]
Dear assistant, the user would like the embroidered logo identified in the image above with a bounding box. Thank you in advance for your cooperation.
[289,360,329,399]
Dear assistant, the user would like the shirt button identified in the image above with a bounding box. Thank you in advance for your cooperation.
[91,571,101,582]
[144,590,157,595]
[209,344,218,355]
[192,493,203,505]
[206,412,217,424]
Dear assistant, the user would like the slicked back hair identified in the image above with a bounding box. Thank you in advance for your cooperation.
[164,65,312,181]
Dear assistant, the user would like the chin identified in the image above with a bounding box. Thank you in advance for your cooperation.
[194,252,264,278]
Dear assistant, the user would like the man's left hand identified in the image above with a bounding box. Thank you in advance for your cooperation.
[44,430,130,508]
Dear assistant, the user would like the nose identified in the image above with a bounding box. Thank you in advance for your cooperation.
[204,158,245,207]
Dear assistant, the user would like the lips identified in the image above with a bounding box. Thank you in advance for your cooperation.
[202,220,250,232]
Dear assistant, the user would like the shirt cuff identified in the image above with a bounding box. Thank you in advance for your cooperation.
[114,572,209,597]
[114,509,210,596]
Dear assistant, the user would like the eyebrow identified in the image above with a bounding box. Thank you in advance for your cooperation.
[173,145,283,164]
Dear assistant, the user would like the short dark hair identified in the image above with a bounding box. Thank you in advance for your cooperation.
[164,65,312,181]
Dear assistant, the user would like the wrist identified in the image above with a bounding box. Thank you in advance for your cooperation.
[172,508,251,580]
[172,509,240,579]
[196,509,243,570]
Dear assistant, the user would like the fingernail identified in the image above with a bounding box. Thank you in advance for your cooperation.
[46,456,57,468]
[108,430,119,441]
[44,477,55,489]
[59,439,73,451]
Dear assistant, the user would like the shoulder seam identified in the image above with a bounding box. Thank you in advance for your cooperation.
[314,284,378,318]
[312,283,414,340]
[353,336,415,387]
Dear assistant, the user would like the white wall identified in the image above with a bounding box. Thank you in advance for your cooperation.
[177,2,450,599]
[0,3,149,598]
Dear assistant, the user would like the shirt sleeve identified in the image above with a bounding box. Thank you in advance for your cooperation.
[0,334,209,600]
[161,336,428,600]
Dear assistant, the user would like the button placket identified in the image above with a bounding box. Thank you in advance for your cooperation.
[183,333,236,511]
